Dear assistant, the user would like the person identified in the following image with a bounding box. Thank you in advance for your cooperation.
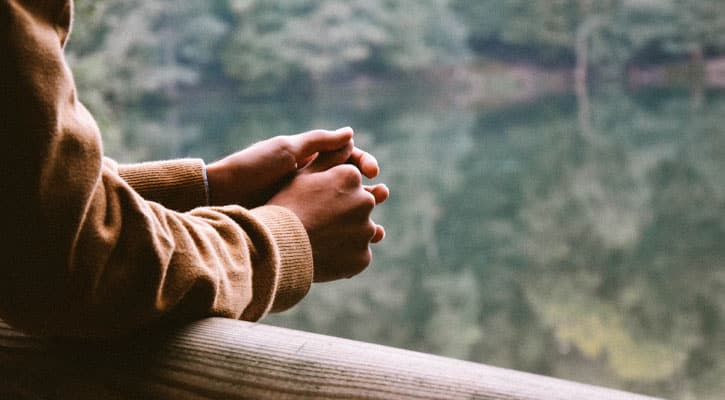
[0,0,389,337]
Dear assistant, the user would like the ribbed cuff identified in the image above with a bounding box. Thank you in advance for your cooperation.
[201,164,210,205]
[250,206,314,313]
[118,159,208,212]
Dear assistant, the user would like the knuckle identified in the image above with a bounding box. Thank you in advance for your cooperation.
[362,192,376,210]
[362,222,377,240]
[335,164,362,186]
[271,135,292,150]
[272,136,296,165]
[354,191,376,214]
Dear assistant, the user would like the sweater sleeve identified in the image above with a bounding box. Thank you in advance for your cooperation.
[117,159,210,212]
[0,0,313,337]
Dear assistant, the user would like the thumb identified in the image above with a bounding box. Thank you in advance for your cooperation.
[290,127,354,165]
[303,140,354,173]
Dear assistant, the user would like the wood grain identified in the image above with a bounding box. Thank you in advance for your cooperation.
[0,318,664,399]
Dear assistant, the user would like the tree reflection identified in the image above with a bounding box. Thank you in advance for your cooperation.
[104,85,725,400]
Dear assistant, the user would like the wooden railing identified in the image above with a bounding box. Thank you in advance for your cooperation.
[0,318,663,399]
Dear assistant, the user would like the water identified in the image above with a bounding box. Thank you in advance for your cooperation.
[109,85,725,399]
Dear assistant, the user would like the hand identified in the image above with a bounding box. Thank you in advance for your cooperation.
[268,144,389,282]
[206,127,380,208]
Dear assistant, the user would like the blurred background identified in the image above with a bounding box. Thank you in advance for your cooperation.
[69,1,725,398]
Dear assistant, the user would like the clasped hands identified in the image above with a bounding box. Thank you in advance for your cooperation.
[206,127,389,282]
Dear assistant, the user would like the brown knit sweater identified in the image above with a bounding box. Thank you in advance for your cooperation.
[0,0,314,337]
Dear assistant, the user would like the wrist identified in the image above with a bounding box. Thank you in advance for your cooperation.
[201,163,210,205]
[205,160,227,205]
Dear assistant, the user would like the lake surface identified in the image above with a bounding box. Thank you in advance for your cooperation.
[108,84,725,399]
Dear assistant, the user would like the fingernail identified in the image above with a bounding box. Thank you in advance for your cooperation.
[336,126,354,135]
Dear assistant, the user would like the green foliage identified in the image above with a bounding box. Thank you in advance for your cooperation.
[69,0,725,103]
[666,0,725,55]
[221,0,467,95]
[64,3,725,399]
[69,1,227,101]
[453,0,619,62]
[259,88,725,400]
[453,0,725,75]
[67,0,228,161]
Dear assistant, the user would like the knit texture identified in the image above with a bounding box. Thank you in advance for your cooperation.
[118,159,209,212]
[0,0,314,337]
[251,206,314,314]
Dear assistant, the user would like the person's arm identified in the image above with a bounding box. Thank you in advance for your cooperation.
[0,0,313,336]
[117,159,209,212]
[116,129,381,212]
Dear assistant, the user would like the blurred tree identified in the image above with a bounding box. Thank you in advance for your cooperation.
[68,0,228,160]
[64,2,725,398]
[665,0,725,63]
[428,90,725,399]
[452,0,619,65]
[453,0,725,79]
[221,0,467,96]
[665,0,725,104]
[70,0,227,99]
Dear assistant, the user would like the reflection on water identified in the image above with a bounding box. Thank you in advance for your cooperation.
[109,86,725,399]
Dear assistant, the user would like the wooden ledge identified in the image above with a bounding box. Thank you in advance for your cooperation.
[0,318,662,399]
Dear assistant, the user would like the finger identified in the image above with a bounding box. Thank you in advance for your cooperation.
[371,224,385,244]
[348,147,379,179]
[304,141,354,173]
[364,184,389,205]
[297,153,318,169]
[290,127,354,162]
